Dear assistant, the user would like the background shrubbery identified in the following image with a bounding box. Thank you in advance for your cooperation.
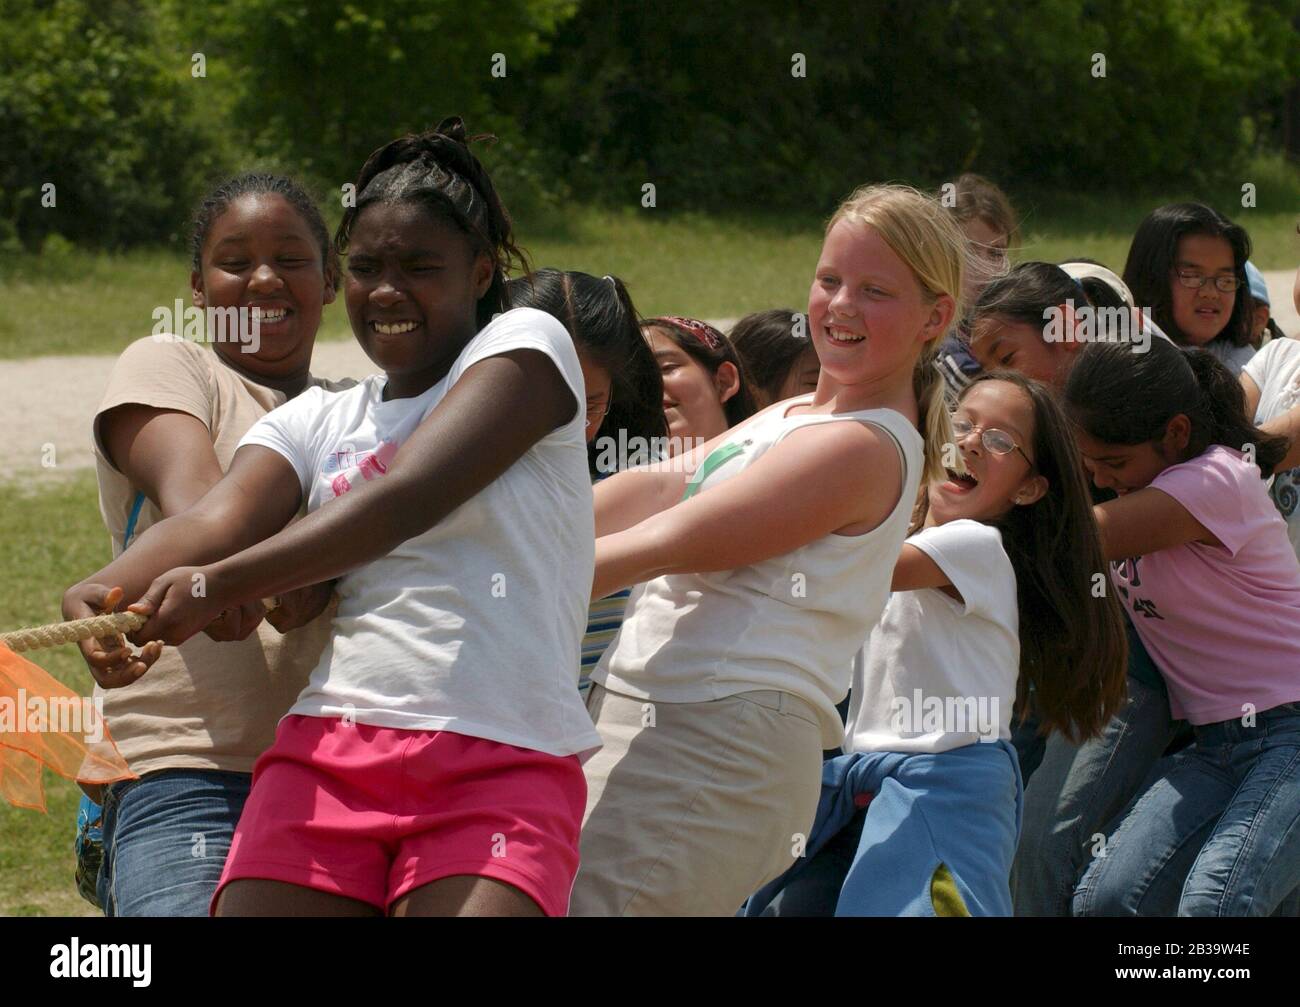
[2,0,1298,253]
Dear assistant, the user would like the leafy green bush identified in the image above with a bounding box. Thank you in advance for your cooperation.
[0,0,219,249]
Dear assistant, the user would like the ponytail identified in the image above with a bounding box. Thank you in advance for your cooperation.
[914,350,954,485]
[1064,339,1287,476]
[1184,349,1288,476]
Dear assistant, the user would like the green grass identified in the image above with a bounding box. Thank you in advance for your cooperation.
[3,169,1298,360]
[0,471,113,916]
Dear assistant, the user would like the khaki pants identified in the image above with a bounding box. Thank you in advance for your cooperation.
[570,683,824,917]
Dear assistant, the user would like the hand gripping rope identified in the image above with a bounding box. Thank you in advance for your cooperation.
[0,599,281,653]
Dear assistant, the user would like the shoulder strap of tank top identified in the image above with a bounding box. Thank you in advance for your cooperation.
[681,440,749,501]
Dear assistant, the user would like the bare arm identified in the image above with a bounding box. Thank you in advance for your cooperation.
[593,403,782,537]
[1240,369,1300,474]
[101,405,227,515]
[131,348,577,644]
[68,445,304,608]
[592,421,901,599]
[1094,487,1220,562]
[63,408,289,686]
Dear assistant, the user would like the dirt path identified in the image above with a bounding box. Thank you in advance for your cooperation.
[5,273,1297,478]
[3,320,735,476]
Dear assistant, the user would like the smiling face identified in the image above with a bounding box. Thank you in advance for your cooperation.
[344,201,492,398]
[969,314,1074,391]
[808,219,951,393]
[1074,417,1190,495]
[1169,233,1237,347]
[646,326,735,446]
[193,193,334,378]
[929,379,1046,524]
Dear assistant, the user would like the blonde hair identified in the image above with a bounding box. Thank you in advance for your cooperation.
[827,183,967,484]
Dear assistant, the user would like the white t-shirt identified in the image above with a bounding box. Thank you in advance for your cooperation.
[1244,336,1300,557]
[845,519,1018,754]
[594,395,924,746]
[239,307,601,758]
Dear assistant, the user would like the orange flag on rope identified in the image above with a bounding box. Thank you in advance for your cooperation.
[0,643,134,812]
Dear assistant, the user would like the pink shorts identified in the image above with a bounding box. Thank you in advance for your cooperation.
[213,715,586,916]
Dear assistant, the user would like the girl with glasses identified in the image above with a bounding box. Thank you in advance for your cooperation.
[1123,202,1257,375]
[747,373,1126,916]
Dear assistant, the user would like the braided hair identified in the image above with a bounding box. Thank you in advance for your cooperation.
[190,173,336,285]
[336,116,529,329]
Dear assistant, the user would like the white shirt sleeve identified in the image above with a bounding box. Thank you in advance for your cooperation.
[907,519,1014,623]
[237,386,329,498]
[449,308,584,421]
[1242,340,1275,393]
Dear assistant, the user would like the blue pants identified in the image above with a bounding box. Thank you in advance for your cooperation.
[745,741,1023,916]
[1074,702,1300,917]
[1012,673,1178,916]
[97,769,251,916]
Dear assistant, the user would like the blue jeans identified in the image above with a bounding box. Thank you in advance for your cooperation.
[1074,701,1300,917]
[98,769,251,916]
[1011,673,1178,916]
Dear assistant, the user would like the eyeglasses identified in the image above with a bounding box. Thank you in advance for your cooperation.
[950,415,1033,467]
[1174,270,1241,293]
[585,395,612,426]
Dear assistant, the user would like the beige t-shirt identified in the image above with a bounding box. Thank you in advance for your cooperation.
[91,336,350,778]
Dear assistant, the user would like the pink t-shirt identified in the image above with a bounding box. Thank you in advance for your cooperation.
[1111,446,1300,724]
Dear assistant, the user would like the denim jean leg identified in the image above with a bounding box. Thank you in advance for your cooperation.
[1179,708,1300,917]
[103,769,251,917]
[1012,674,1176,916]
[1073,743,1235,917]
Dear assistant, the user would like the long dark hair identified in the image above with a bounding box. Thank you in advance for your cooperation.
[1064,338,1287,477]
[643,316,758,426]
[507,269,668,475]
[1122,202,1252,349]
[920,372,1129,741]
[727,308,819,405]
[336,116,529,329]
[969,261,1082,337]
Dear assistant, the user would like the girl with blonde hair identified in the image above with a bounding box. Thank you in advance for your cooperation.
[569,184,965,916]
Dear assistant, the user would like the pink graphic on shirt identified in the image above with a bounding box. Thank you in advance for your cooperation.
[327,439,398,498]
[358,438,398,481]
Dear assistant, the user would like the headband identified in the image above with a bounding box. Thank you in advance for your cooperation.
[654,315,725,352]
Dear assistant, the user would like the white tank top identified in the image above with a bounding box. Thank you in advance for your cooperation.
[593,394,924,745]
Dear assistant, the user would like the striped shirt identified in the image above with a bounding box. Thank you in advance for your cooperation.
[581,589,632,694]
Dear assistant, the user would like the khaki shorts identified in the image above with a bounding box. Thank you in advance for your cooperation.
[570,683,824,917]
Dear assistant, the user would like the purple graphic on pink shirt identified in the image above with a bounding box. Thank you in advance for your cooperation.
[328,439,398,498]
